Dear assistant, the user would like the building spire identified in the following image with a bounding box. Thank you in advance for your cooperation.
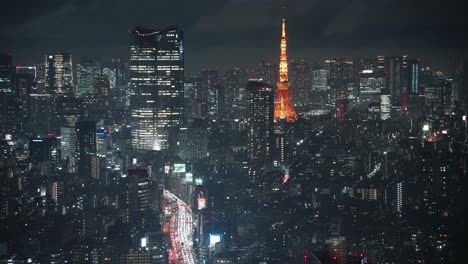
[282,17,286,38]
[274,1,298,123]
[279,16,288,83]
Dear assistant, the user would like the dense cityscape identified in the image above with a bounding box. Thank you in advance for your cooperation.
[0,1,467,263]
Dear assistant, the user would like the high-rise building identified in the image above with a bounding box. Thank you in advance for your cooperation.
[111,57,128,109]
[127,168,151,229]
[201,68,221,120]
[0,54,13,93]
[385,56,403,99]
[60,126,76,173]
[223,68,248,119]
[0,55,17,134]
[377,55,385,75]
[380,91,391,120]
[15,66,37,80]
[327,58,355,91]
[15,73,34,128]
[257,60,278,87]
[28,93,55,134]
[75,120,96,178]
[290,60,312,109]
[76,57,96,96]
[312,69,329,92]
[29,137,60,163]
[129,26,184,151]
[359,70,385,104]
[247,80,274,167]
[45,52,74,95]
[408,59,420,94]
[178,120,209,161]
[95,74,110,97]
[184,76,203,122]
[274,17,298,123]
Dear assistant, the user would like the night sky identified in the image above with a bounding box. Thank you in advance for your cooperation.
[1,0,467,72]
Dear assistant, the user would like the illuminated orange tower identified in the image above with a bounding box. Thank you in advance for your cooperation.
[274,16,298,123]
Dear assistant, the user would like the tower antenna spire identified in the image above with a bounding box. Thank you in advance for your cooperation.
[274,0,298,123]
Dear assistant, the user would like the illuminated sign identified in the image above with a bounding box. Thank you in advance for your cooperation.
[185,172,193,183]
[441,129,448,134]
[141,237,147,248]
[422,124,430,131]
[173,163,186,173]
[195,178,203,185]
[197,198,206,210]
[362,70,373,74]
[209,234,221,246]
[164,165,171,174]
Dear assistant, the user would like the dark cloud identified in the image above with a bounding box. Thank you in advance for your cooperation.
[1,0,467,72]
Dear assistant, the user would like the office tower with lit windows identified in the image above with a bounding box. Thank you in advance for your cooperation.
[290,60,312,110]
[385,56,403,99]
[110,57,128,109]
[201,68,223,120]
[407,59,420,94]
[327,58,355,91]
[223,68,248,119]
[95,74,110,97]
[0,54,18,134]
[129,26,184,151]
[257,60,278,87]
[16,66,37,80]
[359,70,385,104]
[28,93,55,134]
[76,57,96,96]
[0,54,14,93]
[60,126,77,173]
[45,52,74,95]
[380,89,391,120]
[178,120,208,161]
[126,168,152,236]
[29,137,60,164]
[247,80,274,167]
[184,75,203,122]
[75,120,96,178]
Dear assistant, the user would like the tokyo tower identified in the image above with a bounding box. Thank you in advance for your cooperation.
[273,16,298,123]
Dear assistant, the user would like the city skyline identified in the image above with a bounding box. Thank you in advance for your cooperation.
[1,0,467,72]
[0,1,467,263]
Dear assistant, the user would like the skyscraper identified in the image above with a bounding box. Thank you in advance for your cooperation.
[274,17,298,123]
[290,60,312,110]
[45,52,74,95]
[0,54,13,93]
[75,120,96,178]
[76,57,96,96]
[223,68,248,119]
[385,56,403,99]
[129,26,184,151]
[408,59,420,95]
[247,80,274,167]
[359,70,385,104]
[257,60,278,87]
[95,74,110,97]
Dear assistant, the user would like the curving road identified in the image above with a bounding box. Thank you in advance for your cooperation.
[163,189,195,264]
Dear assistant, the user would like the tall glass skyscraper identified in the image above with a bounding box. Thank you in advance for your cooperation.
[248,80,274,167]
[45,52,74,95]
[129,26,184,151]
